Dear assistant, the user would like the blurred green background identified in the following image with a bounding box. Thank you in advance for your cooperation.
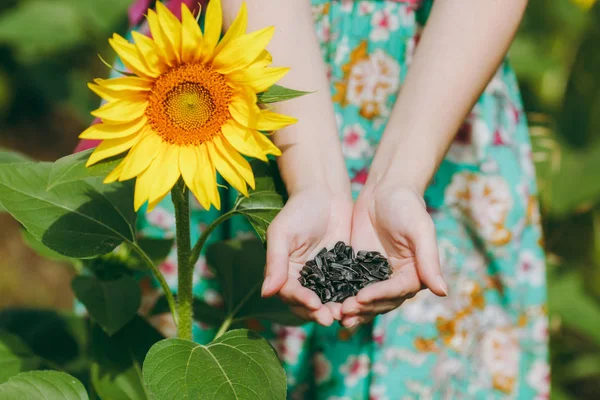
[1,0,600,398]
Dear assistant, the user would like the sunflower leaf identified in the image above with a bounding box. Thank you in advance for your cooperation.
[90,317,162,400]
[0,371,89,400]
[257,84,312,104]
[72,276,141,336]
[206,238,303,326]
[143,330,286,400]
[0,333,41,384]
[232,160,285,241]
[48,149,125,189]
[0,161,136,258]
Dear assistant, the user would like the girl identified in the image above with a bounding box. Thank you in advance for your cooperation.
[78,0,549,398]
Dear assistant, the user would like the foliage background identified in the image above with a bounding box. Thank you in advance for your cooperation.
[0,0,599,398]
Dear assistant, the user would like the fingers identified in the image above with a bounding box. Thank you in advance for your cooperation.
[356,269,421,304]
[290,305,335,326]
[325,302,342,320]
[262,223,290,297]
[408,210,448,297]
[341,296,401,317]
[279,279,322,310]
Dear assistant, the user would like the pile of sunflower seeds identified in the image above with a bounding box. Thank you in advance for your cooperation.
[298,241,392,303]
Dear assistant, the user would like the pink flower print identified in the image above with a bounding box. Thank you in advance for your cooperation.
[270,325,307,364]
[358,1,376,15]
[146,207,176,232]
[369,384,389,400]
[203,289,224,308]
[370,7,401,42]
[342,123,372,160]
[351,167,369,193]
[373,324,385,346]
[517,251,545,287]
[493,129,510,146]
[340,354,370,387]
[195,257,215,279]
[527,360,550,400]
[313,352,332,385]
[159,256,178,287]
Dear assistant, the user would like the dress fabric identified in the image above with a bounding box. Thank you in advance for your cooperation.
[108,0,550,398]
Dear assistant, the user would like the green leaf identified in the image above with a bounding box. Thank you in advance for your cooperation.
[143,330,286,400]
[0,150,30,213]
[232,160,286,241]
[0,1,87,63]
[548,272,600,346]
[48,149,124,189]
[21,230,75,263]
[257,84,312,104]
[0,150,30,164]
[130,238,174,268]
[72,276,141,336]
[0,371,88,400]
[0,310,87,368]
[207,239,303,326]
[90,317,162,400]
[150,296,226,327]
[0,161,136,258]
[0,332,41,384]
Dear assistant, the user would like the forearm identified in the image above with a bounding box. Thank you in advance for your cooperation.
[369,0,528,193]
[222,0,350,196]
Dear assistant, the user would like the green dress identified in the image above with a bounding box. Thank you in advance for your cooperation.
[115,0,549,398]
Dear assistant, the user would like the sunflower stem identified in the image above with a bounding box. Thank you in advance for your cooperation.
[172,179,193,341]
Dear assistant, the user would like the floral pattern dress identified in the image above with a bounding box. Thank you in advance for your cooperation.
[82,0,550,398]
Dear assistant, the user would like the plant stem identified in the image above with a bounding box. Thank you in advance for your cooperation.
[130,242,178,325]
[188,211,234,267]
[214,314,234,339]
[172,180,193,340]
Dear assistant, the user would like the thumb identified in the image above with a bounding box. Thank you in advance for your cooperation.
[409,211,448,297]
[262,224,289,298]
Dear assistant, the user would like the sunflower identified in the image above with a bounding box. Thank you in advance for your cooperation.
[81,0,296,211]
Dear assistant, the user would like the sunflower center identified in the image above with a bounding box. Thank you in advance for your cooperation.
[146,64,233,146]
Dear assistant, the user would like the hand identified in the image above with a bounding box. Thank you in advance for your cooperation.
[261,189,353,326]
[340,184,448,328]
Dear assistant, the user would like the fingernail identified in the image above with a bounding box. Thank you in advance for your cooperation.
[345,317,359,329]
[261,277,271,296]
[438,276,449,297]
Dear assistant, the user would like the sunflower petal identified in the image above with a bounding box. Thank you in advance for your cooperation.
[79,117,147,140]
[179,146,210,210]
[214,27,275,74]
[132,31,168,75]
[229,91,260,129]
[91,99,148,123]
[211,136,255,195]
[86,133,142,166]
[104,158,127,184]
[222,120,268,161]
[109,34,158,78]
[181,3,203,63]
[228,67,290,93]
[214,3,247,55]
[88,82,148,103]
[147,9,174,67]
[256,109,298,131]
[203,0,222,54]
[94,77,152,91]
[156,1,182,63]
[200,145,221,210]
[252,130,282,156]
[134,152,164,211]
[249,50,273,68]
[148,145,180,205]
[120,128,163,180]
